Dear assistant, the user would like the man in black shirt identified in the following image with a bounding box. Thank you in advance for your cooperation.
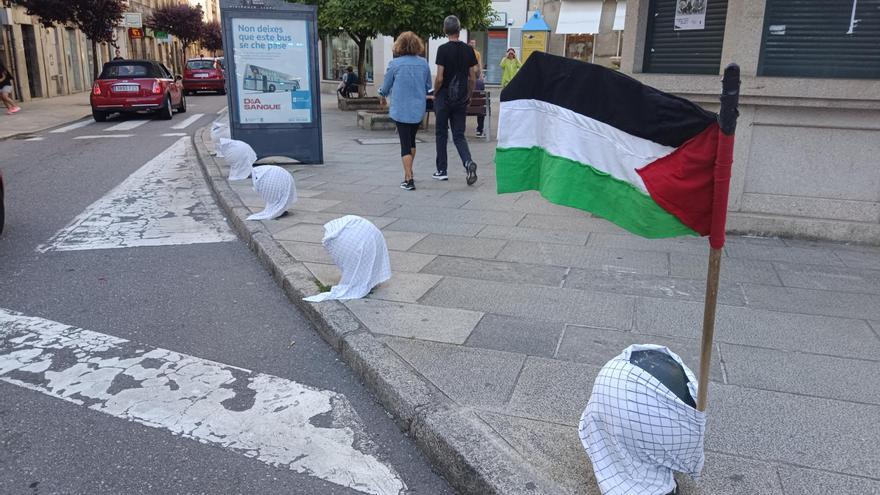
[432,15,479,185]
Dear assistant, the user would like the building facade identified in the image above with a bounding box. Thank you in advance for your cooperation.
[0,1,208,102]
[621,0,880,243]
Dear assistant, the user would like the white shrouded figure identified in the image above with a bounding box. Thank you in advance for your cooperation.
[304,215,391,302]
[219,138,257,181]
[579,344,705,495]
[211,121,231,156]
[247,165,296,221]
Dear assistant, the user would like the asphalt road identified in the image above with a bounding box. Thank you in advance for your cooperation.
[0,95,454,495]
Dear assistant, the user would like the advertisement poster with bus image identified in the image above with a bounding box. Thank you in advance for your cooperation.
[232,18,312,124]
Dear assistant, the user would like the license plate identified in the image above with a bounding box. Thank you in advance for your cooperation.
[194,73,209,78]
[113,84,139,92]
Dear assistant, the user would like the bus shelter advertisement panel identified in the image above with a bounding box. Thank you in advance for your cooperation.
[232,18,312,124]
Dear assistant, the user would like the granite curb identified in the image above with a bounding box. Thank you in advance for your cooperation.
[191,126,564,495]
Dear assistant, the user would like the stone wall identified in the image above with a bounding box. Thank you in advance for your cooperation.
[621,0,880,244]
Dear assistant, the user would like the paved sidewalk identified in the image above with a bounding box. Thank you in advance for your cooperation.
[199,98,880,495]
[0,92,92,140]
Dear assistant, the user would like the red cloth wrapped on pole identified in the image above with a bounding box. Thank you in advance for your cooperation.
[709,64,741,249]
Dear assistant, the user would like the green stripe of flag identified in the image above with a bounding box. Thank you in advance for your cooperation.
[496,147,697,239]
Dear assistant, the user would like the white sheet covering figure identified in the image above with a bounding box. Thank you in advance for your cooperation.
[218,138,257,181]
[247,165,296,221]
[303,216,391,302]
[211,121,231,152]
[579,344,705,495]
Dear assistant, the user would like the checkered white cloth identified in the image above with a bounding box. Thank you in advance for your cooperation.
[247,165,296,221]
[303,215,391,302]
[218,138,257,181]
[579,344,706,495]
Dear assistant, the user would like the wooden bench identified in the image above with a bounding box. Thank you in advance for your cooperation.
[424,90,492,142]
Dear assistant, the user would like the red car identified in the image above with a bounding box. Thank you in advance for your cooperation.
[183,58,226,95]
[90,60,186,122]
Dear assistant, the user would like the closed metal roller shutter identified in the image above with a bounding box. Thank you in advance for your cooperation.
[759,0,880,79]
[643,0,728,74]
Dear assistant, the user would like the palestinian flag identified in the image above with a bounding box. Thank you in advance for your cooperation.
[496,52,721,239]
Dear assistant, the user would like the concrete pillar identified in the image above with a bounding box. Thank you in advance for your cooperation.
[593,0,620,67]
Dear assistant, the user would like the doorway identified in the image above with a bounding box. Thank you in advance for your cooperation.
[21,24,42,98]
[66,28,83,91]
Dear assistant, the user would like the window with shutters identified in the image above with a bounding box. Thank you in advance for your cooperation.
[642,0,729,74]
[758,0,880,79]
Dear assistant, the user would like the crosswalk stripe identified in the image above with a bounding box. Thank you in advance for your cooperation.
[38,137,234,252]
[24,136,45,141]
[161,132,188,137]
[73,134,135,139]
[105,120,149,132]
[49,120,93,133]
[0,308,406,495]
[171,113,204,129]
[217,106,228,114]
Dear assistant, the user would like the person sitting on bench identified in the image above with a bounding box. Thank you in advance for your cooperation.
[337,66,360,98]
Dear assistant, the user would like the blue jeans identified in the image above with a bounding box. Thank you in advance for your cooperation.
[434,90,472,174]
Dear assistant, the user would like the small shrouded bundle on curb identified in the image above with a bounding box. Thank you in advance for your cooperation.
[218,138,257,181]
[247,165,296,221]
[579,345,705,495]
[304,216,391,303]
[211,120,231,155]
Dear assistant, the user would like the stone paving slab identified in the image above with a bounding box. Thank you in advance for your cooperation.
[635,297,880,359]
[564,268,747,306]
[410,234,509,259]
[421,277,635,329]
[497,241,671,276]
[669,252,783,285]
[706,385,880,479]
[421,256,568,287]
[476,224,589,246]
[197,102,880,495]
[381,336,526,409]
[720,344,880,404]
[772,262,880,294]
[742,283,880,320]
[776,466,880,495]
[464,314,563,358]
[346,300,479,344]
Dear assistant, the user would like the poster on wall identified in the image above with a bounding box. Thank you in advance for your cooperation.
[232,17,312,124]
[521,31,548,63]
[674,0,707,31]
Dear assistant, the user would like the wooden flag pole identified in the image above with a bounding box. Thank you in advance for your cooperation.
[696,63,741,412]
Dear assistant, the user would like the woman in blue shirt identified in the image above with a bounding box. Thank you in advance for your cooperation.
[378,32,432,191]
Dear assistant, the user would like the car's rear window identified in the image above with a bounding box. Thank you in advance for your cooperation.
[99,63,158,79]
[187,60,215,70]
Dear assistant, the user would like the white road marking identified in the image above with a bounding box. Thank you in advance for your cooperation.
[73,134,135,139]
[24,136,45,141]
[105,120,149,132]
[217,106,228,114]
[38,137,235,252]
[0,309,406,495]
[171,113,204,129]
[161,132,188,137]
[49,120,93,133]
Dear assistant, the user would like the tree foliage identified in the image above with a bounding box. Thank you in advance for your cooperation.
[10,0,125,79]
[148,4,205,59]
[297,0,492,95]
[201,21,223,55]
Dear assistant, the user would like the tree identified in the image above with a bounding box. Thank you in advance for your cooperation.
[148,4,205,65]
[201,21,223,56]
[315,0,397,96]
[11,0,124,81]
[298,0,492,97]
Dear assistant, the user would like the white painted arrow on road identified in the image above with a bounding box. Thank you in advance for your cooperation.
[0,308,407,495]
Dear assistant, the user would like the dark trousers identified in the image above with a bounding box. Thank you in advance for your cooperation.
[434,90,472,174]
[476,115,485,133]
